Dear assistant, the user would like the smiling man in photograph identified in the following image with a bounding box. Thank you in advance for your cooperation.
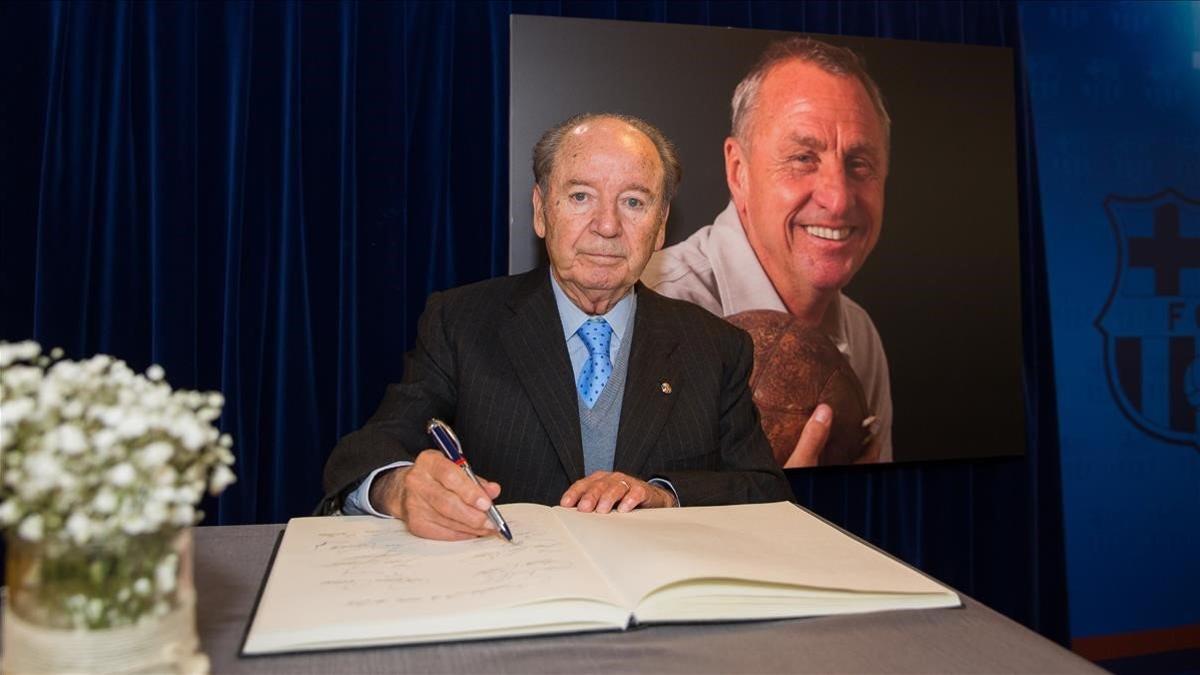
[644,36,894,465]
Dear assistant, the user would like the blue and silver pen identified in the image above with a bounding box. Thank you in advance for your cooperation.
[426,418,514,542]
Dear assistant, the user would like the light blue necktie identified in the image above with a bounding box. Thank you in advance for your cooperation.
[577,318,614,409]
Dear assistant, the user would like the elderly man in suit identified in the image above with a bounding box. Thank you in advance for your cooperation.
[322,113,791,541]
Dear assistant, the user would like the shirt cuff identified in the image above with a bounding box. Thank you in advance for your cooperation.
[647,477,680,507]
[341,460,414,517]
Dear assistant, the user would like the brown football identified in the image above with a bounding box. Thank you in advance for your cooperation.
[726,310,873,466]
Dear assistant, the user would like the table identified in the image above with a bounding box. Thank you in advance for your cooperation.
[181,523,1103,673]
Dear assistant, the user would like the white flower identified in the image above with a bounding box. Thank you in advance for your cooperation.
[172,418,207,451]
[0,341,40,367]
[54,471,78,492]
[133,578,151,596]
[140,387,168,408]
[172,504,195,526]
[17,513,43,541]
[84,354,113,373]
[143,501,167,529]
[0,398,35,426]
[93,488,119,513]
[177,483,203,504]
[65,511,93,545]
[137,442,174,469]
[0,499,20,525]
[61,400,84,419]
[2,366,42,392]
[92,428,117,451]
[24,451,62,484]
[48,360,81,382]
[122,514,149,535]
[56,424,89,455]
[108,462,137,487]
[155,553,179,593]
[209,465,236,495]
[37,380,63,409]
[154,465,178,487]
[96,406,124,428]
[1,341,237,546]
[116,415,149,439]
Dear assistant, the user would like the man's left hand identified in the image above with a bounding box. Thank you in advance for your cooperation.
[560,471,676,513]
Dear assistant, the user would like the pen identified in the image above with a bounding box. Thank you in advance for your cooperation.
[426,418,514,542]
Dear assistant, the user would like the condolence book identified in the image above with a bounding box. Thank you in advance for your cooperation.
[241,501,960,654]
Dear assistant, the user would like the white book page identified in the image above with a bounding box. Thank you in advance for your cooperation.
[553,502,956,611]
[244,504,628,653]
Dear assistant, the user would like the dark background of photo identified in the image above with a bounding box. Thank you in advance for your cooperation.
[509,16,1025,464]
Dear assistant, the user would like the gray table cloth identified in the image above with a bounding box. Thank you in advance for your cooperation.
[180,523,1101,674]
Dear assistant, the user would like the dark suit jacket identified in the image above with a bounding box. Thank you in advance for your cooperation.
[320,268,792,512]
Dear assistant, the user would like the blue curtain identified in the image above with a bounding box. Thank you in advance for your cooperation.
[0,0,1068,644]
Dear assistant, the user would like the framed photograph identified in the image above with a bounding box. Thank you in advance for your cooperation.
[509,15,1024,465]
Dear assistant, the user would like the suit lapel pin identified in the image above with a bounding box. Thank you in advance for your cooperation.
[660,381,672,395]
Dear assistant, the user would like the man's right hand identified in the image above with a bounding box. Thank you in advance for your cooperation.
[368,449,502,541]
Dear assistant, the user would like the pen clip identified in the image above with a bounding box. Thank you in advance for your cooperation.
[426,418,464,463]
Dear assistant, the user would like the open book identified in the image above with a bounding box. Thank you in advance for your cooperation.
[242,501,959,655]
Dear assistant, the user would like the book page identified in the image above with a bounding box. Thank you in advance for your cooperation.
[244,504,628,653]
[553,502,956,612]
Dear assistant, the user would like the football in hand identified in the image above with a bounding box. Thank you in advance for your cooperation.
[725,310,874,466]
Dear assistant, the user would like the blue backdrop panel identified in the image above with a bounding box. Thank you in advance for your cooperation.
[1021,1,1200,638]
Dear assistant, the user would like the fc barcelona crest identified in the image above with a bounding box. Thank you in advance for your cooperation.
[1097,189,1200,449]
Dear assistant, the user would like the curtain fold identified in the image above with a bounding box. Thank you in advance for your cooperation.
[0,0,1068,643]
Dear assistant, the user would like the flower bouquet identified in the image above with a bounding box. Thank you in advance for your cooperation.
[0,341,236,674]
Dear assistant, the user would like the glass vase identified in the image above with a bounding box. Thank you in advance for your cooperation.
[2,528,208,674]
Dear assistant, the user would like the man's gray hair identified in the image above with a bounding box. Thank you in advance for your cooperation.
[731,37,891,149]
[532,112,683,214]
